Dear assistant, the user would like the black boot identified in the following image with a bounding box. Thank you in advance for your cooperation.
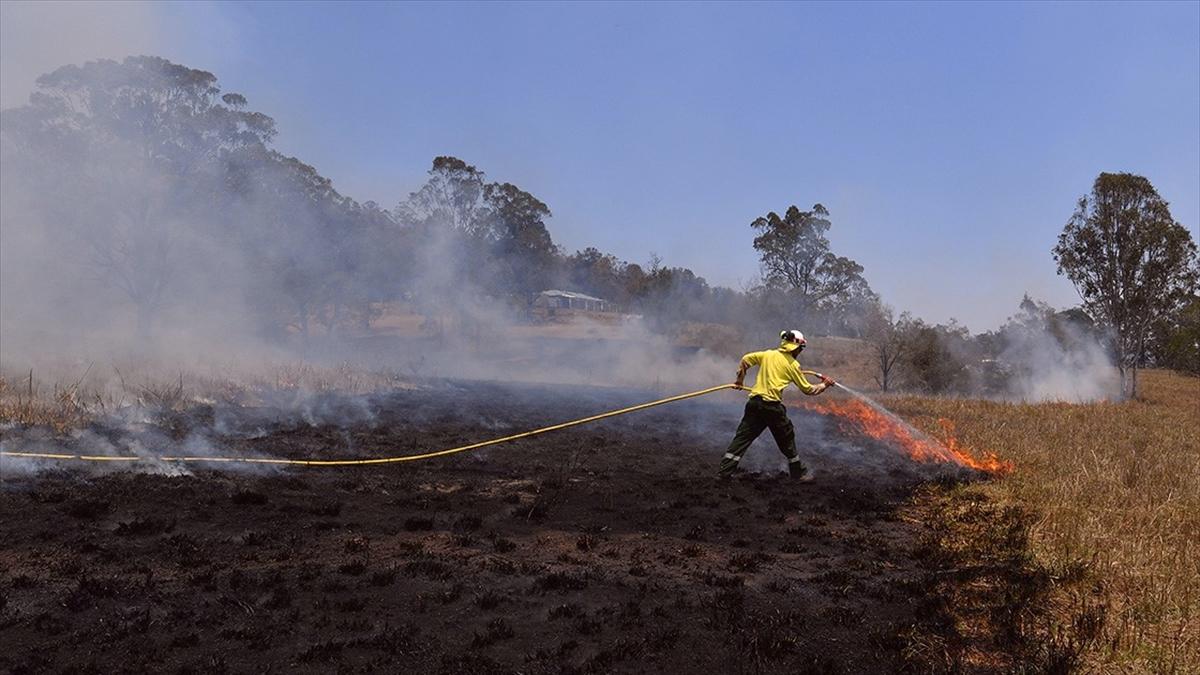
[789,459,812,482]
[718,453,740,478]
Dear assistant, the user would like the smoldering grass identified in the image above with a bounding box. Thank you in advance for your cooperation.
[0,371,93,433]
[0,361,418,476]
[0,446,60,479]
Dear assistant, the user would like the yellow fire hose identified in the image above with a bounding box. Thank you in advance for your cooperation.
[0,382,753,467]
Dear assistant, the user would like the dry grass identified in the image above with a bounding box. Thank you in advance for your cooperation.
[890,369,1199,672]
[0,369,95,434]
[0,362,416,433]
[244,361,411,394]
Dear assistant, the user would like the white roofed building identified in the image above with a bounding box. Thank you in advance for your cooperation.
[532,289,614,314]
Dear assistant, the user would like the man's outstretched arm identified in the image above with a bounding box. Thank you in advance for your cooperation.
[796,370,834,395]
[734,352,762,388]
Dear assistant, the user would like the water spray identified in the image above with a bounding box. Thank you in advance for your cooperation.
[801,375,1011,474]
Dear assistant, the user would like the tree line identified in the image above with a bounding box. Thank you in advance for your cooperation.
[0,57,877,343]
[1,57,1196,396]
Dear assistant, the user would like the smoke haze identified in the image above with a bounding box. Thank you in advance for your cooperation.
[0,1,162,109]
[0,5,1167,485]
[999,320,1118,403]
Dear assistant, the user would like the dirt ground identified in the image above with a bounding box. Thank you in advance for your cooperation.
[1,380,981,674]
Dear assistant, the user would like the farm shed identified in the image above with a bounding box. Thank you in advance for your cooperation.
[532,290,614,313]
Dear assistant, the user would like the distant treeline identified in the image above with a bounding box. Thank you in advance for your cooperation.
[2,57,1196,389]
[0,57,875,344]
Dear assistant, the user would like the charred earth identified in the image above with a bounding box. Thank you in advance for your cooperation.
[2,380,979,673]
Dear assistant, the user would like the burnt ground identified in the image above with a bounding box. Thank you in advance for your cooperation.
[1,380,980,674]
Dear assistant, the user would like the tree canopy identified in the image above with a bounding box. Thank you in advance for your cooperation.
[1053,172,1199,397]
[750,204,873,327]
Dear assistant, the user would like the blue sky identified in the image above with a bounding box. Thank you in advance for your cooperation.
[3,1,1198,330]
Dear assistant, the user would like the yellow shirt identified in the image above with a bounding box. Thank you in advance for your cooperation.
[741,349,817,401]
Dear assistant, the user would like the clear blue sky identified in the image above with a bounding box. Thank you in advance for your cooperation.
[4,1,1198,331]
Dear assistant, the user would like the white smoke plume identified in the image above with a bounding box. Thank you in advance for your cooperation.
[994,296,1119,403]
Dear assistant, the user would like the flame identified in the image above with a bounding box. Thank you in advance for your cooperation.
[802,399,1012,475]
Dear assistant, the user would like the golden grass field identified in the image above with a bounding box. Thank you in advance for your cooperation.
[890,369,1199,672]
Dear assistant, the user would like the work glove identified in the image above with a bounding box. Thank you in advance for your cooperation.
[819,374,836,386]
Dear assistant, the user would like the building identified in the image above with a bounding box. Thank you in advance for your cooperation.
[532,289,614,315]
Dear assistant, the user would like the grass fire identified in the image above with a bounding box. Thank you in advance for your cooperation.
[804,396,1014,475]
[2,3,1198,673]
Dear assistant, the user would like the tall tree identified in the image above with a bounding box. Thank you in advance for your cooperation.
[392,157,490,329]
[484,181,556,297]
[1053,173,1199,397]
[225,147,361,341]
[395,156,489,235]
[392,156,566,336]
[2,56,275,338]
[750,204,870,321]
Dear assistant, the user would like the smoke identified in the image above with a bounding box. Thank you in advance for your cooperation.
[892,297,1120,402]
[999,321,1117,403]
[0,52,734,403]
[993,297,1119,403]
[0,370,407,477]
[1,59,283,367]
[2,45,1103,482]
[0,1,163,109]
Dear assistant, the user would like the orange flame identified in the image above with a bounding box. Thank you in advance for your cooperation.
[802,399,1013,475]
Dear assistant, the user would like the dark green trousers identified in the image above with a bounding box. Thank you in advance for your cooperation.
[719,396,805,475]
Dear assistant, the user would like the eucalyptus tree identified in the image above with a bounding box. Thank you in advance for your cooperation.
[1054,173,1199,397]
[2,56,275,338]
[750,203,871,324]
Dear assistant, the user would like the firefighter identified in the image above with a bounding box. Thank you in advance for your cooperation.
[719,329,835,480]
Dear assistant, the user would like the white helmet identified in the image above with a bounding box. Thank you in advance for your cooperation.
[780,329,806,352]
